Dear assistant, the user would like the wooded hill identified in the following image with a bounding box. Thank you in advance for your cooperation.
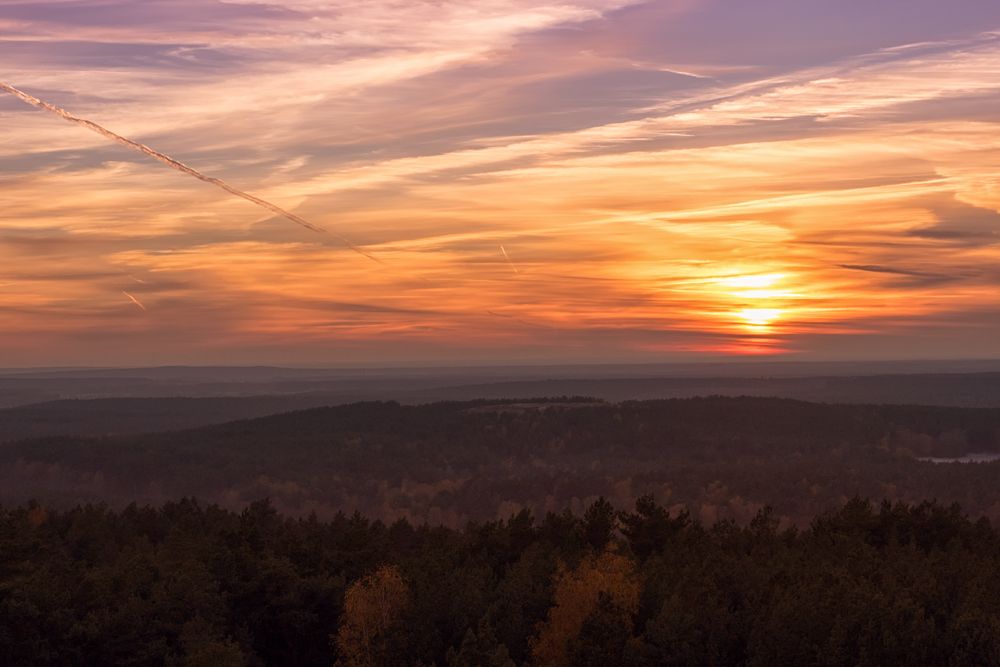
[3,397,1000,526]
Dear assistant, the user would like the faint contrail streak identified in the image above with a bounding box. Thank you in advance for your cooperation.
[122,290,146,311]
[0,80,379,263]
[499,245,520,274]
[487,310,550,329]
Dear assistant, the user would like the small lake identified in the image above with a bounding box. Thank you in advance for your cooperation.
[918,453,1000,464]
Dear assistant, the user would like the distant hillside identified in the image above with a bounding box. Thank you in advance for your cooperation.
[417,372,1000,407]
[4,369,1000,413]
[0,395,345,442]
[5,371,1000,445]
[3,397,1000,526]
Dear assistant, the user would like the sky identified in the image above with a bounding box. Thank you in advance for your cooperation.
[2,0,1000,367]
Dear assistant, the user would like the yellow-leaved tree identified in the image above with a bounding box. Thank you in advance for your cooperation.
[531,548,640,666]
[334,564,408,667]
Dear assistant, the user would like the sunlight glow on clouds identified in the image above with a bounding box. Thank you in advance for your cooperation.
[1,0,999,365]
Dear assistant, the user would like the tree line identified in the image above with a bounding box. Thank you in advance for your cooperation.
[2,496,999,665]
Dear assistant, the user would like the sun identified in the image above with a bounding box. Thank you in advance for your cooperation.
[713,272,796,336]
[736,308,782,327]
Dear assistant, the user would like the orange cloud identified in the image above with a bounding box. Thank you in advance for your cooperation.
[2,5,1000,365]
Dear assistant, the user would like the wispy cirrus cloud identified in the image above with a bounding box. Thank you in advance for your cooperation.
[2,0,1000,365]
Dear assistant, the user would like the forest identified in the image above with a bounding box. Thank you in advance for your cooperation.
[3,397,1000,526]
[5,395,1000,664]
[1,496,998,666]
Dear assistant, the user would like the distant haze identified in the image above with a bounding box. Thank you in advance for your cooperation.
[5,361,1000,413]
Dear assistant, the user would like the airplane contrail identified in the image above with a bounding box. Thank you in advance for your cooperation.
[499,245,520,274]
[0,80,379,263]
[487,309,550,329]
[122,290,146,311]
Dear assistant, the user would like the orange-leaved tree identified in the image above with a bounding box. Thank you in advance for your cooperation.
[531,547,640,666]
[335,564,408,667]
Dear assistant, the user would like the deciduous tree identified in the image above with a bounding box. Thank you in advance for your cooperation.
[335,565,408,667]
[531,548,640,666]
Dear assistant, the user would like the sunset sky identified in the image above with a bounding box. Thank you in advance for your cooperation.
[2,0,1000,367]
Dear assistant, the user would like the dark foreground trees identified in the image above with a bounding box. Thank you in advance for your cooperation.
[1,497,999,666]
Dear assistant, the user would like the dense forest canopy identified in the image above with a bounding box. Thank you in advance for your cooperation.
[1,497,998,666]
[2,397,1000,526]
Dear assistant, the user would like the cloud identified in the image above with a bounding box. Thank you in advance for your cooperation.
[836,264,970,289]
[3,2,1000,364]
[0,0,299,26]
[906,198,1000,245]
[838,264,926,276]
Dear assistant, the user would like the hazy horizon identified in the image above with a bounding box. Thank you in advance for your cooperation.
[5,356,1000,375]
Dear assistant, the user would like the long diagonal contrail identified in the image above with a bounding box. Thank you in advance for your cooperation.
[499,244,520,274]
[1,80,379,262]
[122,290,146,311]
